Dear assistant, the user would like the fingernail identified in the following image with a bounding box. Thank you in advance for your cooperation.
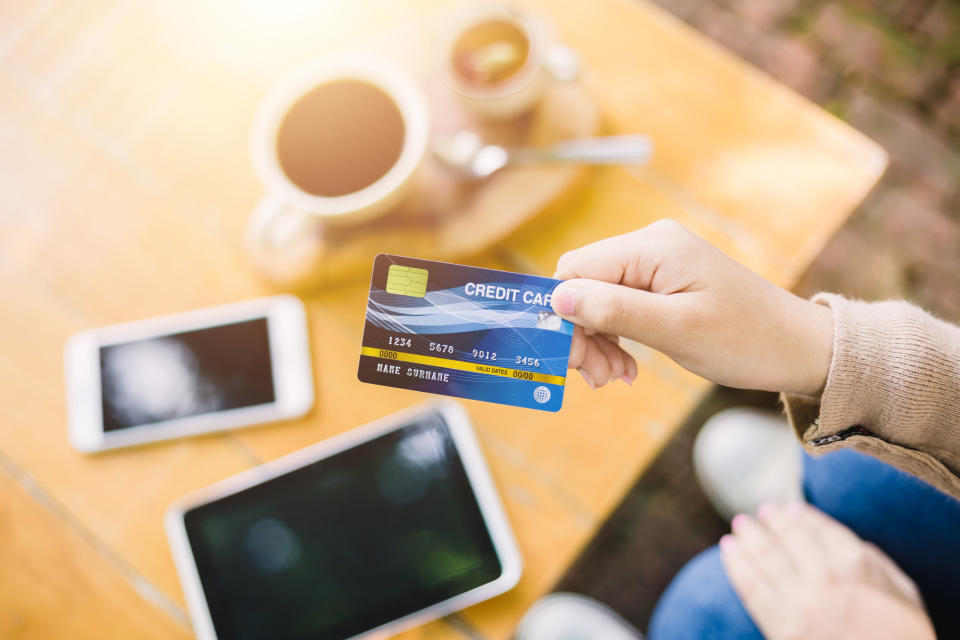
[620,374,634,385]
[731,514,748,531]
[552,284,577,316]
[580,369,596,390]
[757,502,777,521]
[719,535,736,552]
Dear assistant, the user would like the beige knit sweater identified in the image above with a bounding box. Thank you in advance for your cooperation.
[782,293,960,501]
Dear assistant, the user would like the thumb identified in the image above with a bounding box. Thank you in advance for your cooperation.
[551,278,670,344]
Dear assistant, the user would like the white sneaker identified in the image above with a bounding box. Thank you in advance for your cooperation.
[514,593,643,640]
[693,407,804,521]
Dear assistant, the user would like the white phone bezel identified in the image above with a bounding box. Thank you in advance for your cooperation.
[165,400,522,640]
[64,295,314,453]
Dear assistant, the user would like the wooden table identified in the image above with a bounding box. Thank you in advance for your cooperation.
[0,1,885,638]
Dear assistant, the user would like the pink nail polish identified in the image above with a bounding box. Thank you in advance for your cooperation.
[620,374,634,386]
[731,514,748,531]
[553,286,577,316]
[719,535,736,552]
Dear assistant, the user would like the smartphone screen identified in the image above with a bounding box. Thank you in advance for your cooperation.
[182,413,502,640]
[99,319,275,432]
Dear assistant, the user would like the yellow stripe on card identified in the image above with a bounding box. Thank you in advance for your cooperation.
[360,346,566,385]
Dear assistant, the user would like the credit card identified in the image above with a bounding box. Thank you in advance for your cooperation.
[358,254,574,411]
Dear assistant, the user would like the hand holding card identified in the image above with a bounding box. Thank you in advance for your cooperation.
[358,255,574,411]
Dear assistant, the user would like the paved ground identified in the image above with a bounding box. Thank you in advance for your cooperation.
[557,0,960,633]
[666,0,960,321]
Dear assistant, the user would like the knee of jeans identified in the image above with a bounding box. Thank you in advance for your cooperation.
[801,447,945,532]
[647,546,762,640]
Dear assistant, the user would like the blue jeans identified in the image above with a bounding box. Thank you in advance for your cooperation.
[647,449,960,639]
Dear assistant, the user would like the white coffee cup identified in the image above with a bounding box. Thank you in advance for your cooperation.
[247,53,429,265]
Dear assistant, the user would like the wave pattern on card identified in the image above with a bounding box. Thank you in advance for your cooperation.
[358,254,574,411]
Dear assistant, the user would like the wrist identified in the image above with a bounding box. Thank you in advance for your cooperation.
[795,300,834,396]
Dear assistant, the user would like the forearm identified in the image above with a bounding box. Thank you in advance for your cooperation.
[782,294,960,500]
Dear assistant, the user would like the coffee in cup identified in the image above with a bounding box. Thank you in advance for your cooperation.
[247,53,429,279]
[275,79,406,198]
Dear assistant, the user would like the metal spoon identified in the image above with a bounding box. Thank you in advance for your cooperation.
[433,130,653,179]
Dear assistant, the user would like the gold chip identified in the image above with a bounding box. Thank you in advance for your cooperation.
[386,264,429,297]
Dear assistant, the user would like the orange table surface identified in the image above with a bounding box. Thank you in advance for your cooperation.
[0,0,885,638]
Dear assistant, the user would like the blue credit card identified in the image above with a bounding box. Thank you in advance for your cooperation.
[358,254,574,411]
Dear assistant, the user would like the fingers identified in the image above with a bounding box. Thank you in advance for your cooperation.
[551,278,672,346]
[576,337,610,389]
[719,534,781,626]
[553,219,693,287]
[593,334,628,383]
[622,344,638,381]
[729,513,795,595]
[551,220,700,368]
[792,501,859,545]
[747,503,917,603]
[568,325,588,369]
[553,231,638,283]
[568,327,637,388]
[759,502,828,580]
[787,506,928,613]
[722,509,808,639]
[863,543,924,608]
[758,503,861,578]
[723,504,936,640]
[792,503,873,577]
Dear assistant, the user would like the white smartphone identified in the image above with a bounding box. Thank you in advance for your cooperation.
[165,400,522,640]
[65,295,314,453]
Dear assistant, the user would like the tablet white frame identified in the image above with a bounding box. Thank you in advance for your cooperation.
[64,295,314,453]
[165,400,522,640]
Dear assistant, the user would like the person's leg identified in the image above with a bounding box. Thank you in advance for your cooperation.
[646,546,762,640]
[802,448,960,639]
[651,419,960,639]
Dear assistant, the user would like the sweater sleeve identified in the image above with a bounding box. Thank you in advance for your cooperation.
[781,293,960,500]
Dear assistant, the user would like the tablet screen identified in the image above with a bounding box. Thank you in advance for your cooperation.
[183,413,502,640]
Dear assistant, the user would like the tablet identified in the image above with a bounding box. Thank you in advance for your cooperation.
[165,401,521,640]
